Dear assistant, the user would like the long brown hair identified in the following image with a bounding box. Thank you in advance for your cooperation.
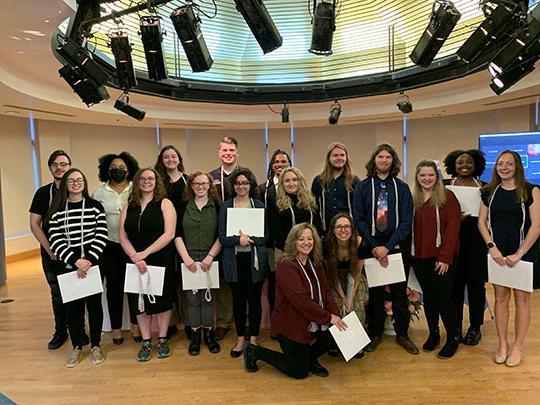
[319,142,356,192]
[323,213,360,288]
[45,168,90,225]
[365,143,401,178]
[129,168,167,206]
[154,145,185,181]
[282,223,323,266]
[413,160,447,210]
[483,150,528,203]
[276,167,316,211]
[184,171,222,204]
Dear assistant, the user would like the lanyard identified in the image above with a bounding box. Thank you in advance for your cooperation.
[64,198,86,259]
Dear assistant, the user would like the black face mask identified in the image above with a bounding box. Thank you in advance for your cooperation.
[109,169,127,182]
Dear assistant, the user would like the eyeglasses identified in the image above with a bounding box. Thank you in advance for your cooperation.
[335,224,352,231]
[50,162,70,169]
[234,181,250,187]
[193,182,210,188]
[139,177,156,183]
[67,178,84,185]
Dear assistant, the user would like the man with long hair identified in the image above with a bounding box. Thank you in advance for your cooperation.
[311,142,361,233]
[352,143,419,354]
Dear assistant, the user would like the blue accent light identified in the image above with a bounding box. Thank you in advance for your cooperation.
[290,126,295,166]
[265,125,269,174]
[403,115,407,182]
[28,114,40,190]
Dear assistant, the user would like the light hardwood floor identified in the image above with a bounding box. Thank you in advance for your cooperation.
[1,256,540,404]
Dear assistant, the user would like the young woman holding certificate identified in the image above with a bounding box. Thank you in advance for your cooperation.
[478,150,540,367]
[119,168,176,362]
[47,168,108,368]
[219,168,269,358]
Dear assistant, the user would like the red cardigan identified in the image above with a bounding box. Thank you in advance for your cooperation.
[271,259,339,344]
[412,189,461,264]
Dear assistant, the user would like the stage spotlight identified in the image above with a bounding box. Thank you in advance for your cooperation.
[281,104,289,123]
[309,1,336,56]
[410,1,461,67]
[490,59,536,95]
[114,92,146,121]
[109,31,137,90]
[170,5,213,73]
[233,0,282,54]
[59,64,110,107]
[397,92,413,114]
[328,101,341,125]
[139,16,168,80]
[56,37,110,86]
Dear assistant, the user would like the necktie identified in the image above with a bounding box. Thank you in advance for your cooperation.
[376,182,388,232]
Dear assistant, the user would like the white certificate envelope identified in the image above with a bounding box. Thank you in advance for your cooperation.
[226,208,265,237]
[364,253,406,288]
[181,262,220,290]
[487,255,533,293]
[446,185,481,217]
[57,266,103,303]
[329,312,370,362]
[407,267,423,294]
[124,264,165,296]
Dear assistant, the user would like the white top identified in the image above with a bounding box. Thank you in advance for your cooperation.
[92,181,132,243]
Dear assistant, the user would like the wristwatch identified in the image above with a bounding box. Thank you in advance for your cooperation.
[487,242,496,249]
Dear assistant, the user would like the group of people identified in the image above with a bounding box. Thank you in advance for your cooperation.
[29,137,540,377]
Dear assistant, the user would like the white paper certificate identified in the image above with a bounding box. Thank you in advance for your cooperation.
[487,255,533,293]
[329,312,371,362]
[58,266,103,303]
[124,264,165,296]
[226,208,265,237]
[364,253,406,288]
[181,262,220,290]
[446,185,481,217]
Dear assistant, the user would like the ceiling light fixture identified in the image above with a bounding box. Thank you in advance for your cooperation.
[114,92,146,121]
[109,30,137,90]
[139,16,168,81]
[328,100,341,124]
[397,92,413,114]
[281,103,289,123]
[309,1,336,56]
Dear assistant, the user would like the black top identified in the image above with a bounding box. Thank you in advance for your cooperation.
[29,182,57,236]
[165,174,187,214]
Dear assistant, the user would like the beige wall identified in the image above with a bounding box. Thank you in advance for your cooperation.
[0,103,534,255]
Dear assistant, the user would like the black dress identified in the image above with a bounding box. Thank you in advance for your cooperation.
[125,199,175,314]
[481,183,540,289]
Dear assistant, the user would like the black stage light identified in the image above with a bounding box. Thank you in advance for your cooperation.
[109,31,137,90]
[490,59,536,95]
[397,93,413,114]
[233,0,282,54]
[328,101,341,124]
[309,1,336,56]
[170,5,213,72]
[281,104,289,123]
[140,16,168,80]
[114,92,146,121]
[56,37,110,86]
[410,1,461,67]
[59,64,110,107]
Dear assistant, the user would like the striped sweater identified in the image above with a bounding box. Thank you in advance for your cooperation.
[48,198,108,268]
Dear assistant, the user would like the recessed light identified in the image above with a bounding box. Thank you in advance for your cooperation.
[17,51,25,55]
[57,10,62,14]
[22,30,46,37]
[124,123,134,126]
[5,111,20,115]
[44,20,50,23]
[24,37,32,41]
[11,36,20,40]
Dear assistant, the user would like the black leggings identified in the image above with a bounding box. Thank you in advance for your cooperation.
[412,257,457,338]
[41,251,67,333]
[229,253,264,337]
[66,292,103,348]
[254,331,335,379]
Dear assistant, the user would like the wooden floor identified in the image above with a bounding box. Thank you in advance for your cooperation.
[1,257,540,404]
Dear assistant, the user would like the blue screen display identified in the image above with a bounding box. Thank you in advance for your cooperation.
[479,131,540,184]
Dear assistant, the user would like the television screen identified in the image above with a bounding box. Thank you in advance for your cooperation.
[479,131,540,184]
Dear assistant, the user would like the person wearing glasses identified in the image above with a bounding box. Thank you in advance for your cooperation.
[219,168,269,358]
[175,171,222,356]
[119,168,176,362]
[29,150,74,350]
[46,169,109,367]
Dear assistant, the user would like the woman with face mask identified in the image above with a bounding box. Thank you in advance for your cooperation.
[92,152,140,344]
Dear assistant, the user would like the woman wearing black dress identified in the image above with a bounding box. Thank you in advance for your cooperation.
[478,150,540,367]
[119,168,176,362]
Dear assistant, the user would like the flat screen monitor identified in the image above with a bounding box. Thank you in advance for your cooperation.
[479,131,540,184]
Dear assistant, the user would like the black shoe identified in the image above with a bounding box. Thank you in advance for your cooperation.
[185,326,193,340]
[203,328,221,354]
[422,332,441,352]
[133,335,143,343]
[188,328,202,356]
[309,360,329,377]
[437,337,459,359]
[113,337,124,345]
[166,325,178,340]
[48,331,68,350]
[463,329,481,346]
[354,350,365,359]
[364,335,382,353]
[230,347,243,358]
[396,335,420,355]
[327,348,339,357]
[243,343,259,373]
[455,329,463,343]
[82,333,90,346]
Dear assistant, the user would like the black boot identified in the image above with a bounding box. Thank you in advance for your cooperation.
[204,328,221,354]
[188,328,201,356]
[437,336,459,359]
[422,329,440,352]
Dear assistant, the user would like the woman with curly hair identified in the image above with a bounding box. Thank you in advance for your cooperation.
[443,149,487,346]
[92,152,140,345]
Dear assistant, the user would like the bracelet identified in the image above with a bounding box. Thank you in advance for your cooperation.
[207,253,215,258]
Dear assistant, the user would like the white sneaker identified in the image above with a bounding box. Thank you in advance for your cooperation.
[91,346,105,365]
[66,348,82,368]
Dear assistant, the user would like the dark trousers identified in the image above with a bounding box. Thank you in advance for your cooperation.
[229,253,264,337]
[100,241,137,329]
[254,331,335,379]
[41,251,67,334]
[65,292,103,348]
[267,271,276,315]
[412,257,457,339]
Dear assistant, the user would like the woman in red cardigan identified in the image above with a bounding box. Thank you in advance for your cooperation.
[411,160,461,359]
[243,223,346,379]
